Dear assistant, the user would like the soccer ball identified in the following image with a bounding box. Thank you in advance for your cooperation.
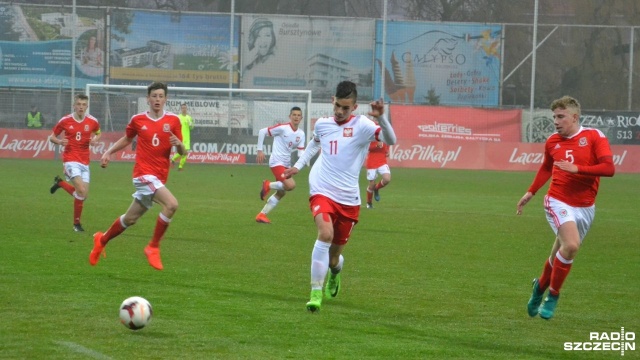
[119,296,152,330]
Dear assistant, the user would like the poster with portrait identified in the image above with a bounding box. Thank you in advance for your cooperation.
[240,15,375,101]
[0,5,104,88]
[110,10,240,87]
[374,21,502,106]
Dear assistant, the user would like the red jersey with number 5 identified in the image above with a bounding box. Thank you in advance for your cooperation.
[52,114,101,165]
[125,111,182,183]
[543,127,613,207]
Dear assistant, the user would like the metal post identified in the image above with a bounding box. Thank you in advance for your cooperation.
[528,0,539,143]
[628,27,634,110]
[71,0,76,104]
[380,0,387,102]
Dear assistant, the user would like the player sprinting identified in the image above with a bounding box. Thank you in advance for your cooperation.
[283,81,397,312]
[517,96,615,320]
[48,94,101,232]
[171,103,194,171]
[365,140,391,209]
[256,106,306,224]
[90,82,185,271]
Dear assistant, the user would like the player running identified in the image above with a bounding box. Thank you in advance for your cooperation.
[283,81,397,312]
[255,106,306,224]
[517,95,615,320]
[365,140,391,209]
[89,82,185,270]
[48,94,101,232]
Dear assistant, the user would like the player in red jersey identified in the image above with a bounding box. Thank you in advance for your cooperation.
[516,96,615,320]
[89,82,186,270]
[364,140,391,209]
[48,94,102,232]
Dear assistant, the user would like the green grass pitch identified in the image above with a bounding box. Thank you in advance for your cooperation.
[0,158,637,359]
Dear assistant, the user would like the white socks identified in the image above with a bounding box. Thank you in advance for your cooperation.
[260,194,280,214]
[310,240,330,290]
[270,181,284,191]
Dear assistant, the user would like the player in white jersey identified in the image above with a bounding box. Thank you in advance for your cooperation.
[283,81,397,312]
[255,107,306,224]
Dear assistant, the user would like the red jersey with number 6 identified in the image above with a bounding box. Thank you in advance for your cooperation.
[125,111,182,184]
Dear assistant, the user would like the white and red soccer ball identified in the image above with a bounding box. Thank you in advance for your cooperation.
[119,296,152,330]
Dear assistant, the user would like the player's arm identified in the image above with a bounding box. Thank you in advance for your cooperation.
[90,129,102,145]
[575,137,615,177]
[516,151,553,215]
[256,127,269,164]
[368,98,397,145]
[48,131,66,146]
[575,158,615,177]
[170,131,186,155]
[283,137,320,178]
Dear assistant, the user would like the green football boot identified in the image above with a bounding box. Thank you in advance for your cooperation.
[527,278,545,317]
[539,293,559,320]
[306,289,323,313]
[324,272,341,299]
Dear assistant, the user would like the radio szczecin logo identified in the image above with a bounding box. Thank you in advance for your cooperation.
[564,328,635,356]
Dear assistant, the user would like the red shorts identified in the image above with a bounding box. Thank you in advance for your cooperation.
[309,194,359,245]
[270,165,287,181]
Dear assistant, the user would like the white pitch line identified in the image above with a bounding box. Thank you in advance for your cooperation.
[54,340,113,360]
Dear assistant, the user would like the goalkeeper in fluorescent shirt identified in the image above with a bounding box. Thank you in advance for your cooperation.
[171,103,194,171]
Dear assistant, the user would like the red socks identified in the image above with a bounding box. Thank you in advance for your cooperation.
[73,198,84,225]
[148,215,170,248]
[102,216,126,244]
[375,180,387,190]
[549,252,573,296]
[60,181,75,195]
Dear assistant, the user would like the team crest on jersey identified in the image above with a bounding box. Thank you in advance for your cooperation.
[559,209,568,218]
[84,125,89,132]
[579,137,588,147]
[163,123,171,132]
[295,136,301,143]
[343,128,353,137]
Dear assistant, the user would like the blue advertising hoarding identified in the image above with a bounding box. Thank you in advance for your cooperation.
[109,10,239,87]
[375,21,502,106]
[0,6,104,88]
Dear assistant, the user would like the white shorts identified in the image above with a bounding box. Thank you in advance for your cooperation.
[366,165,390,181]
[132,175,165,209]
[544,195,595,243]
[63,162,90,183]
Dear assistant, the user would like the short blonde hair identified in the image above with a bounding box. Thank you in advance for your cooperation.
[551,96,581,114]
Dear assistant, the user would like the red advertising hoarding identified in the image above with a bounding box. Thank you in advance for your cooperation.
[0,129,246,164]
[391,105,522,143]
[387,104,638,173]
[387,139,638,173]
